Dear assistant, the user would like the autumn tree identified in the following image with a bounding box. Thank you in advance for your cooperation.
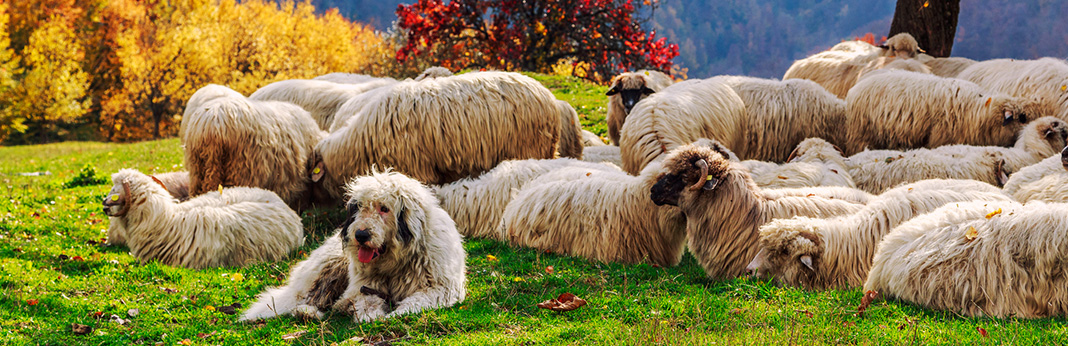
[889,0,961,57]
[0,4,21,142]
[395,0,679,82]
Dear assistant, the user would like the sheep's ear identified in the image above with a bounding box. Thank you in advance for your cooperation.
[150,175,167,189]
[799,255,814,271]
[832,144,844,156]
[311,161,325,182]
[1002,110,1014,126]
[641,86,655,95]
[786,147,801,162]
[995,159,1010,187]
[605,86,620,96]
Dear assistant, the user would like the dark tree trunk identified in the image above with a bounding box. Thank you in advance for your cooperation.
[889,0,961,57]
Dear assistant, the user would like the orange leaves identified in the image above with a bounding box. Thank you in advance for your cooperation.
[964,226,979,241]
[537,293,587,312]
[857,290,879,317]
[985,208,1002,219]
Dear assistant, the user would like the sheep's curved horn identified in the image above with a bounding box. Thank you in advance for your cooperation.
[113,180,132,217]
[786,147,801,162]
[832,144,844,156]
[799,255,814,271]
[689,159,709,191]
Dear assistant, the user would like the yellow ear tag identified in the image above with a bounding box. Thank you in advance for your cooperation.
[1062,84,1067,92]
[706,175,714,181]
[985,97,992,107]
[313,167,321,174]
[644,71,650,76]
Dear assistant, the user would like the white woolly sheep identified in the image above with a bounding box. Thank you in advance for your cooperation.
[435,158,620,242]
[581,130,606,146]
[739,138,856,189]
[878,32,922,59]
[843,69,1040,154]
[180,84,244,137]
[865,200,1068,318]
[555,101,584,159]
[750,179,1011,289]
[783,33,922,99]
[581,145,623,167]
[916,54,977,78]
[958,57,1068,120]
[855,57,932,82]
[648,141,870,279]
[846,116,1068,194]
[106,171,190,246]
[249,78,397,131]
[181,84,324,209]
[101,169,303,269]
[415,66,454,81]
[310,71,562,203]
[313,72,397,85]
[829,40,878,54]
[1003,146,1068,203]
[605,70,674,145]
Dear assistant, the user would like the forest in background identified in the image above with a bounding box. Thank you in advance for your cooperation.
[320,0,1068,78]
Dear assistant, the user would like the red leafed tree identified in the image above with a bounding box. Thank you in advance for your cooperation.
[395,0,679,82]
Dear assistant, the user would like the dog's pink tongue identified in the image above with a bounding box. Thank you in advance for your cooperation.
[358,247,378,263]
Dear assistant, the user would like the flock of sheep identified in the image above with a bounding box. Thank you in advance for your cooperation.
[101,32,1068,320]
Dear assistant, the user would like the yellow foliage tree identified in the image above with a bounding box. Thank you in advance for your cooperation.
[0,4,23,143]
[8,16,90,143]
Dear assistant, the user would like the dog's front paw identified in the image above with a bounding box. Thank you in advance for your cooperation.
[386,303,426,318]
[337,295,387,322]
[293,304,324,320]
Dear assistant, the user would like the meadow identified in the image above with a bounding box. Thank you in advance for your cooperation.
[1,74,1066,345]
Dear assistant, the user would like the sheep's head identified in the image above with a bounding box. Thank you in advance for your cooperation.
[749,218,825,286]
[1020,116,1068,157]
[606,72,656,113]
[994,96,1034,126]
[878,33,922,59]
[649,141,733,207]
[786,138,844,163]
[102,169,167,217]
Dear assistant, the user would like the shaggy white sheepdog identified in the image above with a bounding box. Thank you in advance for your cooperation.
[242,170,466,322]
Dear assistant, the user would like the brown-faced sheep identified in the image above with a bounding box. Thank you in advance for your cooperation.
[648,142,868,279]
[181,84,324,210]
[310,71,562,203]
[434,158,619,241]
[958,57,1068,120]
[878,32,922,59]
[106,171,190,246]
[749,179,1011,289]
[843,69,1039,154]
[555,101,584,159]
[846,117,1068,193]
[102,169,303,269]
[1003,146,1068,203]
[865,200,1068,318]
[605,70,674,145]
[249,78,396,131]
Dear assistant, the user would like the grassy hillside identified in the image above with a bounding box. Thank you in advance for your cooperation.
[1,74,1064,345]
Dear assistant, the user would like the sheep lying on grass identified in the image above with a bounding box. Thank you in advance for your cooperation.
[182,84,324,209]
[1003,146,1068,203]
[102,169,303,269]
[843,69,1039,154]
[311,71,562,203]
[435,158,618,241]
[555,100,585,159]
[649,141,869,279]
[739,138,856,189]
[106,171,190,246]
[865,200,1068,318]
[749,179,1011,289]
[606,70,673,145]
[846,117,1068,193]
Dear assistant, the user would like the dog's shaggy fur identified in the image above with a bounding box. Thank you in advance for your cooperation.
[242,171,466,322]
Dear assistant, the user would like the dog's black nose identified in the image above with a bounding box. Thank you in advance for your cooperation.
[353,229,371,243]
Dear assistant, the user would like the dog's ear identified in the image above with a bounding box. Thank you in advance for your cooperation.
[396,206,416,246]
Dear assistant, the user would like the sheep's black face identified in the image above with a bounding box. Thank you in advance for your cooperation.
[650,172,687,206]
[619,87,655,113]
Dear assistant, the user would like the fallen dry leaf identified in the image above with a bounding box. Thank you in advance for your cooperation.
[71,323,92,335]
[977,326,988,337]
[197,331,217,339]
[537,293,587,312]
[857,290,878,317]
[729,308,744,315]
[985,208,1002,219]
[965,226,979,241]
[26,299,38,306]
[281,330,307,340]
[777,175,788,180]
[545,266,554,274]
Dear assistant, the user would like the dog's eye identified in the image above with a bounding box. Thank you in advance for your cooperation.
[379,205,390,213]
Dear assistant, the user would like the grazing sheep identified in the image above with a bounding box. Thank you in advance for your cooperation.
[843,69,1039,154]
[434,158,618,241]
[581,145,623,167]
[957,57,1068,120]
[106,171,190,246]
[749,179,1011,289]
[740,138,856,189]
[783,33,922,99]
[181,84,324,209]
[1003,146,1068,203]
[102,169,303,269]
[865,200,1068,318]
[249,78,396,131]
[243,170,465,322]
[581,130,606,146]
[313,72,397,85]
[648,142,868,279]
[555,101,584,159]
[916,55,977,78]
[606,70,674,145]
[846,117,1068,193]
[310,71,561,203]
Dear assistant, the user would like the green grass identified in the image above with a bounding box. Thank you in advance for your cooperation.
[2,75,1068,345]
